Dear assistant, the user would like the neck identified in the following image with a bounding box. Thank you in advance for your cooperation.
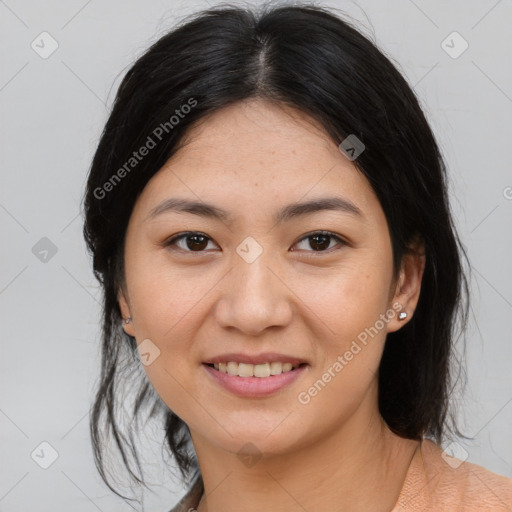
[191,394,420,512]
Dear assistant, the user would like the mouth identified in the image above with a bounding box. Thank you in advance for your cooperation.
[202,360,309,398]
[204,361,307,378]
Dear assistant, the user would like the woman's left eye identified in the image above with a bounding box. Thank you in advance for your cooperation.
[163,230,346,254]
[292,231,346,253]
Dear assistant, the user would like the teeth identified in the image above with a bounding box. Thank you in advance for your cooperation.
[254,363,270,378]
[227,361,238,376]
[211,361,300,377]
[238,363,254,377]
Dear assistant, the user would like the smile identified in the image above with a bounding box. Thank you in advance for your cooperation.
[208,361,303,377]
[202,362,308,398]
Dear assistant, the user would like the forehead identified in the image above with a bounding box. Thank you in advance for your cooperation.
[173,98,341,168]
[132,99,381,225]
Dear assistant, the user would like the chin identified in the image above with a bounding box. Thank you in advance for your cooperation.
[209,420,307,458]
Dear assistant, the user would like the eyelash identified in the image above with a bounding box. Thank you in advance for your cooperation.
[163,230,347,256]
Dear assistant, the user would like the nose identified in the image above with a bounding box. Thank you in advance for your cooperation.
[214,254,293,336]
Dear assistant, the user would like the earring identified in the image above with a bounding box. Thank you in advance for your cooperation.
[398,311,408,321]
[124,317,132,324]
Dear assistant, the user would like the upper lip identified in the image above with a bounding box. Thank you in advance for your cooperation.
[203,352,307,365]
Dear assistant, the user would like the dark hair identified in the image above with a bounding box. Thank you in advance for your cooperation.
[82,0,471,504]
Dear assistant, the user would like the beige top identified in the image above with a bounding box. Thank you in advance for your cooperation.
[168,438,512,511]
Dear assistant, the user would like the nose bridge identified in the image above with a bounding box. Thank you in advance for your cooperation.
[236,250,274,296]
[215,241,292,334]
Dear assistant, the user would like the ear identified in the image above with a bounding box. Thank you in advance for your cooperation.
[387,235,426,333]
[117,285,135,337]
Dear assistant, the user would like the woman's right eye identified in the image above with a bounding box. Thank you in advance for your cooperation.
[164,232,219,253]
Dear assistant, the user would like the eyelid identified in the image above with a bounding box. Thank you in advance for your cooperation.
[291,230,347,255]
[163,231,219,253]
[163,230,347,254]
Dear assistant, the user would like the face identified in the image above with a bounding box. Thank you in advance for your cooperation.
[118,98,424,458]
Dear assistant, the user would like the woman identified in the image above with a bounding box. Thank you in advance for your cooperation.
[82,2,512,511]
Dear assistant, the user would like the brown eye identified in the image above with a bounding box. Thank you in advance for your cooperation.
[293,231,346,253]
[165,232,217,252]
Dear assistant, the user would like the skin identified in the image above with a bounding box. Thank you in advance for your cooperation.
[118,98,426,512]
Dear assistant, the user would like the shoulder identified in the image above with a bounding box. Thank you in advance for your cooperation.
[168,475,204,512]
[394,438,512,511]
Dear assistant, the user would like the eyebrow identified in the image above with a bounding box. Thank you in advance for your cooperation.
[146,196,363,224]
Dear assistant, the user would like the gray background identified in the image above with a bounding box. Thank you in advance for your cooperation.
[1,0,511,510]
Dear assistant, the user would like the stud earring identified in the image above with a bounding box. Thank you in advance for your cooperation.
[398,311,408,321]
[124,317,132,324]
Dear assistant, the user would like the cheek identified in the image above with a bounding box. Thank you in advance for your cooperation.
[125,248,216,338]
[291,257,392,339]
[295,272,390,424]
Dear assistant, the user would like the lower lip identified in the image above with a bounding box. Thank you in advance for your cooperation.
[202,364,308,398]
